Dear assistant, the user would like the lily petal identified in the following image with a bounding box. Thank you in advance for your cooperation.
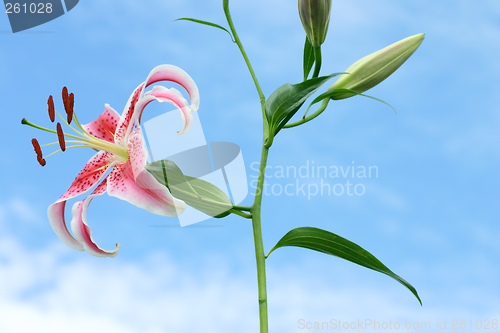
[82,104,120,143]
[135,86,192,134]
[127,126,148,181]
[47,201,84,251]
[142,64,200,112]
[114,83,144,145]
[57,151,117,203]
[70,178,120,257]
[107,161,186,217]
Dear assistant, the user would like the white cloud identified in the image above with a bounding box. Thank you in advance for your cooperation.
[0,235,258,333]
[1,229,499,333]
[4,198,39,223]
[2,2,500,332]
[0,199,41,233]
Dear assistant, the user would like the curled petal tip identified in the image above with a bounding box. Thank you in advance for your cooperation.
[143,64,200,114]
[71,190,121,258]
[136,85,193,135]
[48,202,84,251]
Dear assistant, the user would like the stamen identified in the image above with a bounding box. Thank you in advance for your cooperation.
[47,95,55,122]
[67,93,74,124]
[41,140,86,147]
[62,87,69,108]
[42,145,92,159]
[56,122,66,152]
[31,138,42,156]
[37,155,46,167]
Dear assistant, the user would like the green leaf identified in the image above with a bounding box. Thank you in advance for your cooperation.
[175,18,235,43]
[267,227,422,305]
[310,88,396,114]
[146,159,233,217]
[303,37,315,81]
[265,73,343,135]
[264,83,294,121]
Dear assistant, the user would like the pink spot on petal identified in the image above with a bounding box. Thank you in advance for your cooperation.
[82,105,121,143]
[57,151,116,202]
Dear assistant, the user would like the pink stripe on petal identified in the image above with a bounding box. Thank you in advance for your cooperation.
[136,86,192,134]
[82,104,121,143]
[57,151,117,202]
[107,162,186,217]
[115,83,144,145]
[133,94,156,125]
[70,178,120,258]
[142,65,200,112]
[48,201,84,251]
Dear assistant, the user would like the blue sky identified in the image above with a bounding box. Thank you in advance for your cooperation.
[1,0,499,332]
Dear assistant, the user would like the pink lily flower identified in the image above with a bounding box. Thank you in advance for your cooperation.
[23,65,200,257]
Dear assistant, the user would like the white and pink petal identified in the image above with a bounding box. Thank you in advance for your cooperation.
[127,126,148,181]
[107,161,186,217]
[135,85,193,134]
[70,178,120,258]
[57,151,117,203]
[47,201,84,251]
[142,64,200,112]
[114,83,144,145]
[82,104,120,143]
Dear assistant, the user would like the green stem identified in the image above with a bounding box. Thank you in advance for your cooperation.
[223,0,268,137]
[233,205,253,212]
[251,145,270,333]
[223,2,270,332]
[283,98,330,129]
[312,46,322,78]
[229,208,252,219]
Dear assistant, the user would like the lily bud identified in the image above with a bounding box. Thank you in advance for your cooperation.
[329,33,425,100]
[298,0,332,47]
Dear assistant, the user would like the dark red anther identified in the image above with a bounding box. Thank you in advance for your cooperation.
[67,93,74,124]
[47,95,55,122]
[62,87,69,107]
[56,122,66,152]
[31,138,42,156]
[37,155,47,167]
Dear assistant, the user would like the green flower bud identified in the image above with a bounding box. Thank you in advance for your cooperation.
[298,0,332,47]
[329,33,425,100]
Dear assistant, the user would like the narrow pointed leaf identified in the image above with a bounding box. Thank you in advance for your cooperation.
[264,83,294,121]
[265,72,343,134]
[303,37,315,81]
[175,18,235,42]
[310,88,396,114]
[267,227,421,305]
[146,159,232,217]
